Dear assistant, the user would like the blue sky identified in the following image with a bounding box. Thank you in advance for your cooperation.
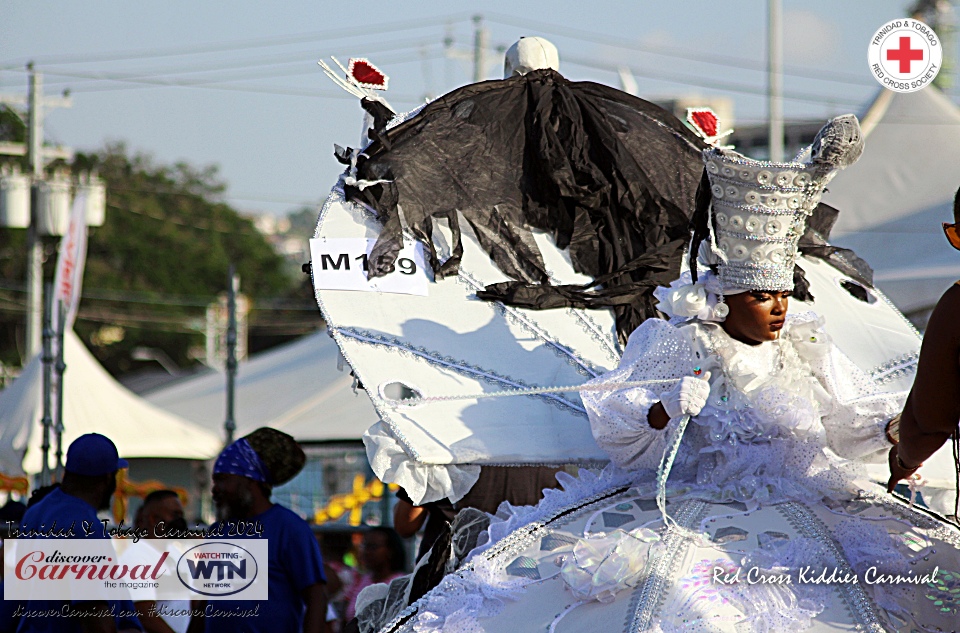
[0,1,940,216]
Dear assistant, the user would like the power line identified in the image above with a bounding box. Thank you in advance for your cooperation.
[563,55,865,108]
[2,56,438,103]
[11,38,444,92]
[483,12,876,88]
[0,14,473,68]
[0,279,320,310]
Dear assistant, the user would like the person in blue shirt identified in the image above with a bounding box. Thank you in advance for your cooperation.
[199,428,327,633]
[16,433,142,633]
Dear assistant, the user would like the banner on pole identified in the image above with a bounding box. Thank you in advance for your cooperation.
[51,191,89,337]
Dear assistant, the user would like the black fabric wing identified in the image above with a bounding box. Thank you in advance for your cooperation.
[344,69,705,341]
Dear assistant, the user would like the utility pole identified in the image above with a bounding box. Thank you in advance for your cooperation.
[472,15,488,83]
[39,284,54,486]
[0,64,72,358]
[224,266,239,445]
[767,0,784,162]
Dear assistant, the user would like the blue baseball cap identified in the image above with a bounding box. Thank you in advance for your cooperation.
[64,433,128,476]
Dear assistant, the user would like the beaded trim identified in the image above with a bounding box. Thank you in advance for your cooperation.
[625,500,709,632]
[454,269,607,378]
[869,352,919,386]
[711,196,814,215]
[571,308,623,363]
[777,501,885,632]
[859,491,960,546]
[333,326,588,415]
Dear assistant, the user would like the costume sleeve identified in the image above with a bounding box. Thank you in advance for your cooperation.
[801,323,903,463]
[581,319,700,470]
[282,513,327,591]
[363,421,481,506]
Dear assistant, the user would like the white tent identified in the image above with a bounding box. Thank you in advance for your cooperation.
[0,330,223,476]
[823,87,960,315]
[145,329,378,443]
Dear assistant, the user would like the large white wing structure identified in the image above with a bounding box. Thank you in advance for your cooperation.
[312,186,619,501]
[308,179,951,507]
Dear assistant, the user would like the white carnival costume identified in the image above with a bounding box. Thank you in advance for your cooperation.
[311,54,960,632]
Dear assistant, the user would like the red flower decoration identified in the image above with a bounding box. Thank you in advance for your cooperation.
[349,58,388,90]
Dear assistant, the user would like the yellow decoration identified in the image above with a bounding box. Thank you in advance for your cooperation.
[111,470,189,524]
[0,472,29,496]
[313,476,398,526]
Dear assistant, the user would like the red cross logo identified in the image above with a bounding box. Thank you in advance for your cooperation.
[886,36,924,73]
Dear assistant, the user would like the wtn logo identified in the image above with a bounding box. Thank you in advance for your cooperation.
[177,543,259,597]
[185,558,246,581]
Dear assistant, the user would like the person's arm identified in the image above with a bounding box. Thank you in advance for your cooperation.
[131,601,176,633]
[889,285,960,489]
[648,402,670,430]
[393,499,427,538]
[301,583,328,633]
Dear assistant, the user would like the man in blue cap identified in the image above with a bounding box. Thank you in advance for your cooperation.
[201,427,327,633]
[17,433,141,633]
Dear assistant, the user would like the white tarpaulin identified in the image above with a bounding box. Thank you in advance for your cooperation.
[145,329,378,443]
[0,330,222,475]
[823,86,960,314]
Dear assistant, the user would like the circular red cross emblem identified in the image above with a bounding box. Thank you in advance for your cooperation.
[868,18,942,93]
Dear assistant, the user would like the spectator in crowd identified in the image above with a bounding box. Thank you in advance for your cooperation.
[343,528,407,623]
[197,428,327,633]
[119,490,189,633]
[17,433,142,633]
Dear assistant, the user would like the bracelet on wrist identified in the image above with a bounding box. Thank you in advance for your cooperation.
[896,453,919,471]
[885,414,900,444]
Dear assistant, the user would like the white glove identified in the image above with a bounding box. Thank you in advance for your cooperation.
[660,374,711,419]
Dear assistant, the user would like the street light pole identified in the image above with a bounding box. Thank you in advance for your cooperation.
[26,70,45,358]
[0,64,73,359]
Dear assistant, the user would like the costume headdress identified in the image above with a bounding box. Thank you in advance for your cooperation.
[658,115,864,321]
[699,114,863,293]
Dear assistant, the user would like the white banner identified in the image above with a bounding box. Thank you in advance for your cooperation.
[51,191,89,335]
[3,538,268,601]
[310,237,430,295]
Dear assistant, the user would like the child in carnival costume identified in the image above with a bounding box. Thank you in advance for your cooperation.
[367,115,960,633]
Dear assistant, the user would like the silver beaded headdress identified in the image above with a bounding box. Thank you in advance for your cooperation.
[702,114,863,292]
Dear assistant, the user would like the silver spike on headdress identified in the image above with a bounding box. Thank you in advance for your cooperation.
[702,114,863,292]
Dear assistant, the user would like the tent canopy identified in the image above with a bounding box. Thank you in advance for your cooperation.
[0,330,223,476]
[145,329,378,443]
[823,87,960,313]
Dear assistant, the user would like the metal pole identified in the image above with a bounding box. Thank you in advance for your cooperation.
[26,67,44,358]
[224,266,238,444]
[767,0,784,162]
[54,300,66,479]
[472,15,487,83]
[39,283,53,486]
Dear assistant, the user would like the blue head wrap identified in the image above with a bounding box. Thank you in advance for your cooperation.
[213,438,271,484]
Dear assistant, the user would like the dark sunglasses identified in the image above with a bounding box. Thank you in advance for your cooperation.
[944,222,960,251]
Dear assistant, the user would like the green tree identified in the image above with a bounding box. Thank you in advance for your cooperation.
[0,132,304,374]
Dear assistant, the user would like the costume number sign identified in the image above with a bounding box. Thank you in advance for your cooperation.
[309,237,430,296]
